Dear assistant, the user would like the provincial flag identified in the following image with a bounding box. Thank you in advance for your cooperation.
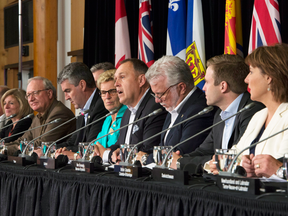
[115,0,131,68]
[138,0,154,67]
[248,0,281,54]
[185,0,206,90]
[166,0,186,60]
[224,0,243,57]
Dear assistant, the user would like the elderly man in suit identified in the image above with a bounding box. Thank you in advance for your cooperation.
[56,62,108,156]
[93,58,167,164]
[5,77,76,155]
[170,54,265,171]
[145,55,214,162]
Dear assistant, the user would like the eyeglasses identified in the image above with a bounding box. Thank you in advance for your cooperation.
[99,89,117,97]
[25,89,49,100]
[151,83,179,101]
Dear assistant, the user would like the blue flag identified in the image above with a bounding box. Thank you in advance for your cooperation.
[166,0,186,60]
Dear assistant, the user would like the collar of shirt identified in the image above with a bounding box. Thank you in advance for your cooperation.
[127,88,150,115]
[169,86,196,123]
[80,89,96,124]
[220,93,243,120]
[81,89,96,115]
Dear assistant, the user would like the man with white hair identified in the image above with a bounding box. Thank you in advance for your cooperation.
[144,55,214,161]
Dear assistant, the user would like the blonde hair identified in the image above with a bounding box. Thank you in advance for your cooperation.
[97,69,117,89]
[1,89,33,118]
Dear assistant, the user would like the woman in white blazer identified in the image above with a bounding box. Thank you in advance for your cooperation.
[210,43,288,178]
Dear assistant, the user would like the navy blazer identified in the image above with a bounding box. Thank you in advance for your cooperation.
[57,89,108,152]
[180,91,265,169]
[160,87,215,154]
[109,89,167,155]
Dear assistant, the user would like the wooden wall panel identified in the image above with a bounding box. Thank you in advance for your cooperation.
[71,0,84,51]
[6,68,18,88]
[6,43,34,65]
[33,0,57,87]
[0,0,7,85]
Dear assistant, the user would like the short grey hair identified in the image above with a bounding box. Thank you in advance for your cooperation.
[28,76,57,99]
[58,62,96,88]
[90,62,115,73]
[146,55,194,88]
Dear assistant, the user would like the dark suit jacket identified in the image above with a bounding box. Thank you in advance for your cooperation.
[109,89,167,157]
[0,118,33,143]
[180,91,265,169]
[161,87,215,154]
[57,89,108,152]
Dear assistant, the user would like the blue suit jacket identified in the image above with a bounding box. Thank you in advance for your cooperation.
[160,87,215,155]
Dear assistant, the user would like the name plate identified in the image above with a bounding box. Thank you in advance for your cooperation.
[71,160,94,173]
[114,165,142,178]
[7,156,25,166]
[216,175,260,195]
[39,158,55,169]
[152,167,189,185]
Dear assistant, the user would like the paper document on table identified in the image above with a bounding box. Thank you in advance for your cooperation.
[144,163,156,169]
[260,174,287,182]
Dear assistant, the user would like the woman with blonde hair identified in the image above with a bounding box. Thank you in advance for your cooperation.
[0,89,33,142]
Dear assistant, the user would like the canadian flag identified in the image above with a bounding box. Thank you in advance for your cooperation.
[115,0,131,68]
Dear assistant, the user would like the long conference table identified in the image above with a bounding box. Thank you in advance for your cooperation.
[0,161,287,216]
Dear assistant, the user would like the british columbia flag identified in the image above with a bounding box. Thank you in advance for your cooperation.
[138,0,154,67]
[248,0,281,54]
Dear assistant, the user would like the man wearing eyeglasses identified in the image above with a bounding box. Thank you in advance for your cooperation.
[93,58,167,165]
[4,77,76,155]
[145,56,214,162]
[55,62,109,154]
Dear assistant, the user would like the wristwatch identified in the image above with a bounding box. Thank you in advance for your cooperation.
[141,154,148,165]
[176,157,183,170]
[276,166,286,179]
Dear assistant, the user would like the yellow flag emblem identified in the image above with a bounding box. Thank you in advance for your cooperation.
[185,42,205,86]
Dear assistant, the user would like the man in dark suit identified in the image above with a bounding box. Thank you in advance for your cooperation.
[170,54,265,171]
[145,55,214,156]
[93,59,167,164]
[56,62,108,155]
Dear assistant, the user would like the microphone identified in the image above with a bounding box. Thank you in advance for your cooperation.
[225,125,288,175]
[120,106,214,165]
[20,109,92,157]
[159,102,256,168]
[43,109,118,157]
[0,118,63,145]
[18,118,62,157]
[80,108,164,160]
[0,113,34,131]
[0,114,17,123]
